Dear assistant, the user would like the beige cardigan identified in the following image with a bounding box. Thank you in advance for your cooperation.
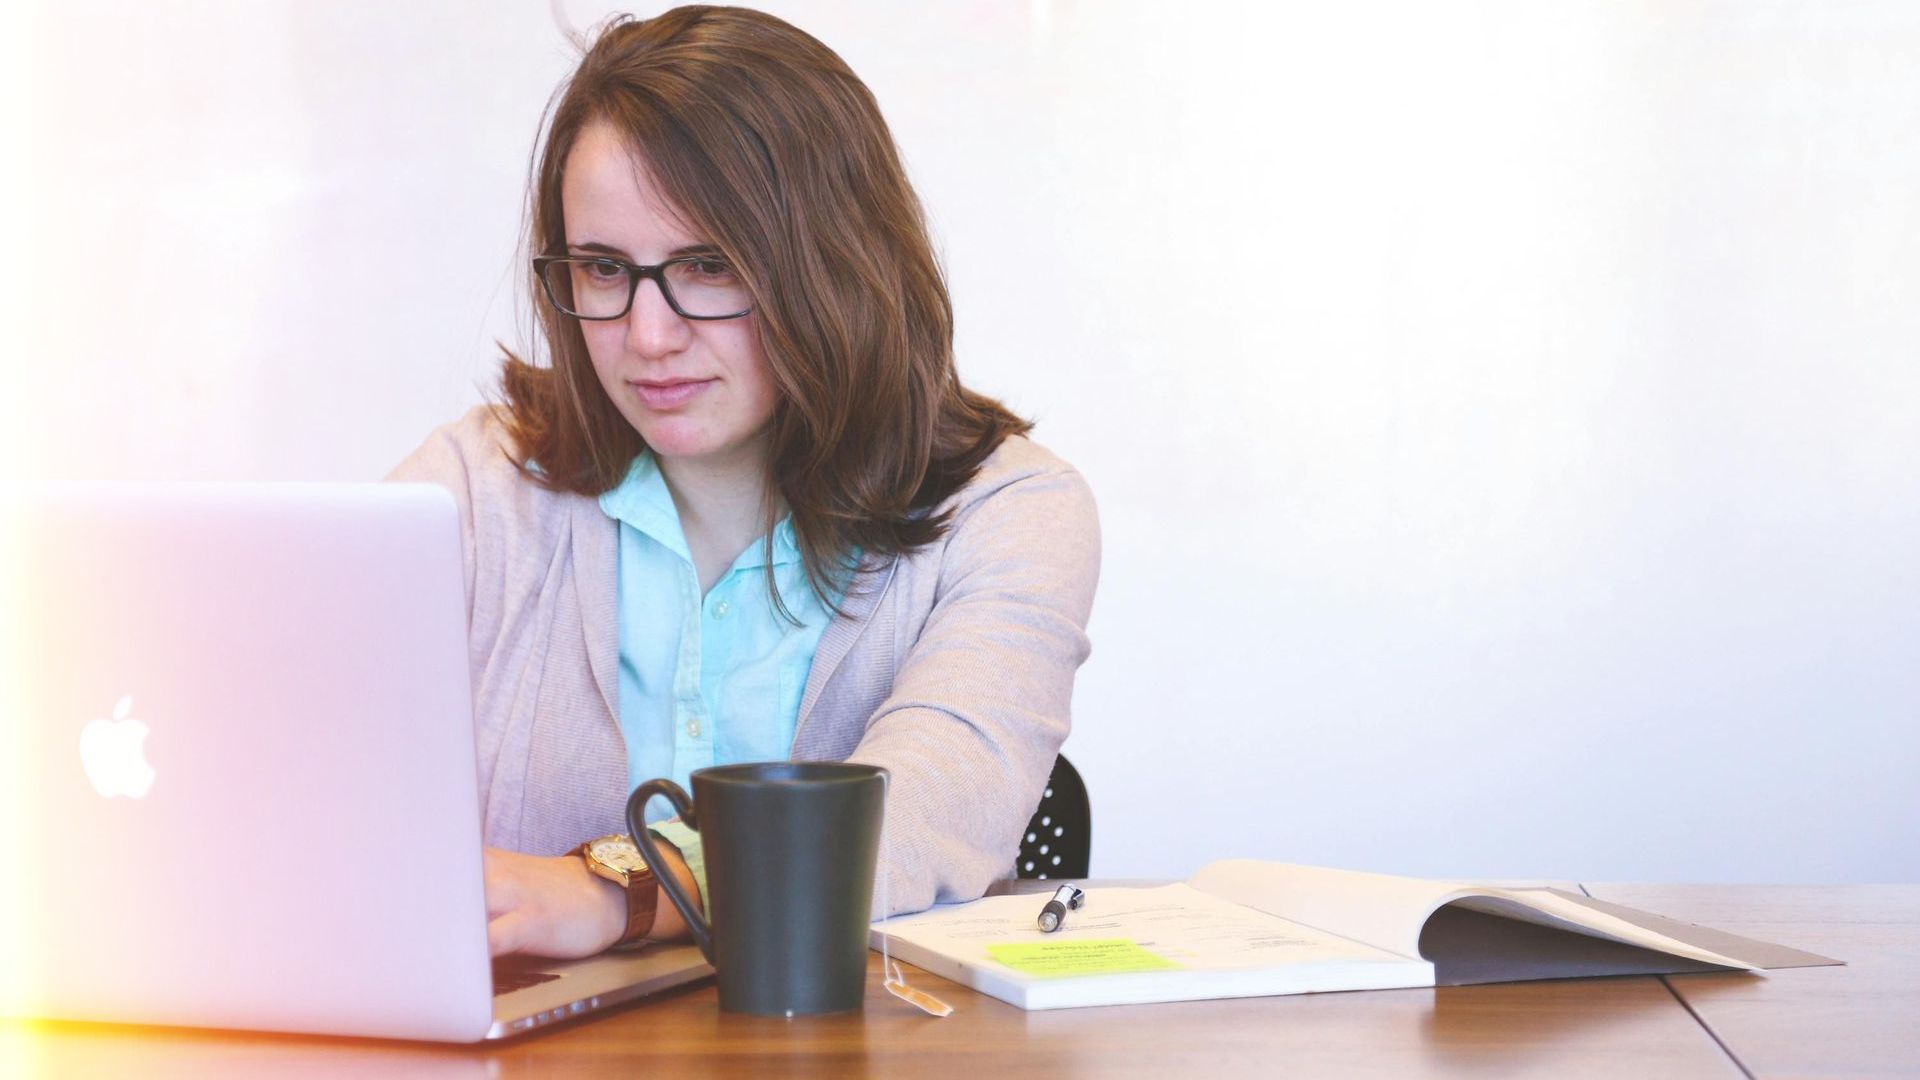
[384,405,1100,916]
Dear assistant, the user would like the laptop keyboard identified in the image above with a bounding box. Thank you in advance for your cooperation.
[492,961,562,996]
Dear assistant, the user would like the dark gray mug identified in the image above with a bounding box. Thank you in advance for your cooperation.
[628,761,887,1016]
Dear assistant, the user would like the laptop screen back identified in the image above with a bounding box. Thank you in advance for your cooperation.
[1,482,496,1041]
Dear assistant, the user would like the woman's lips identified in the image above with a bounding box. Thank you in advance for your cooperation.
[629,378,715,410]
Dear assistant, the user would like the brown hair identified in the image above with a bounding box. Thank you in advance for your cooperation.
[490,5,1031,614]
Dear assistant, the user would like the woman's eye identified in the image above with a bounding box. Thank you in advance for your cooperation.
[584,261,626,282]
[688,259,735,281]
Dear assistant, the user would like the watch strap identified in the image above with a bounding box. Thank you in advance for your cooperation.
[578,839,659,948]
[613,860,659,948]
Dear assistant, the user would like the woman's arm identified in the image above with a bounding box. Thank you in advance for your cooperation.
[385,411,710,955]
[480,839,703,958]
[381,409,484,620]
[846,461,1101,916]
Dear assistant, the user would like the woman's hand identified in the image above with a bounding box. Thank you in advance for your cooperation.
[482,843,703,959]
[482,847,626,959]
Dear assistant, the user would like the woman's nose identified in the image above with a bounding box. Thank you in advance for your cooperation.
[623,275,691,356]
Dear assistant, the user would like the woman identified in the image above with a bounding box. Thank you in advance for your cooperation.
[387,5,1099,959]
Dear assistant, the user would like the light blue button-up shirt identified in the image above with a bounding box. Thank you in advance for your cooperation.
[598,451,837,828]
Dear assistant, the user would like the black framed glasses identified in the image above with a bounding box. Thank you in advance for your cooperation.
[532,254,753,321]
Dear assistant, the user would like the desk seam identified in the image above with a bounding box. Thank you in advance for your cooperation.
[1578,882,1755,1080]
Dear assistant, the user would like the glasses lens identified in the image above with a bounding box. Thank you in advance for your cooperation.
[539,257,752,319]
[541,259,632,319]
[663,258,752,318]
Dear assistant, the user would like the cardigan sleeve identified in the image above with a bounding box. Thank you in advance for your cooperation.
[380,407,490,623]
[847,461,1101,917]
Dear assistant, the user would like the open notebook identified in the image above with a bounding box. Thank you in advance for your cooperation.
[871,861,1841,1011]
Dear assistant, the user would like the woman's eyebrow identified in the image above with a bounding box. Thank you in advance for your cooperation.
[568,240,720,259]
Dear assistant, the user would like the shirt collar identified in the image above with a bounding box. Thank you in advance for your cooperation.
[598,451,801,570]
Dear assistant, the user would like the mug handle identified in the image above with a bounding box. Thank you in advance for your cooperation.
[627,779,714,964]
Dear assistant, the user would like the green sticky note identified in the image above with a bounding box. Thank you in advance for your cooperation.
[986,938,1182,978]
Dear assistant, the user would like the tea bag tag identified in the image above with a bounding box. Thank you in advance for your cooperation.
[874,771,952,1018]
[883,957,953,1017]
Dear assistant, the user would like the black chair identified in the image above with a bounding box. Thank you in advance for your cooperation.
[1015,754,1090,880]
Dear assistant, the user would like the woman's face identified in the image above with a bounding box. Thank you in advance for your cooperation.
[561,120,779,475]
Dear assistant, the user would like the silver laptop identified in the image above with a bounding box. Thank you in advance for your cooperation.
[0,481,710,1042]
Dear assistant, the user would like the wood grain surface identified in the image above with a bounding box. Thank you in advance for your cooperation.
[10,884,1912,1078]
[1586,883,1920,1079]
[2,956,1737,1078]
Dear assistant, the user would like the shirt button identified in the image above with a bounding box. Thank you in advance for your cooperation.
[688,718,701,738]
[712,600,731,619]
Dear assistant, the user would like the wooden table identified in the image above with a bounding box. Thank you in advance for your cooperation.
[3,885,1913,1078]
[1587,883,1920,1079]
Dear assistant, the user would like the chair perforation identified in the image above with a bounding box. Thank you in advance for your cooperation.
[1014,755,1089,880]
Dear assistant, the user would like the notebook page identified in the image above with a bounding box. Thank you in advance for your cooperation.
[876,883,1416,973]
[1448,891,1760,968]
[1189,861,1478,959]
[1190,862,1764,969]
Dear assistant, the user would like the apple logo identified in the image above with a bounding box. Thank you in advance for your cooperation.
[79,694,156,799]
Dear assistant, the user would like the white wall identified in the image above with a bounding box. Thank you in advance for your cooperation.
[7,1,1915,883]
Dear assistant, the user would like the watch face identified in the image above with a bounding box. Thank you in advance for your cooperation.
[590,836,648,874]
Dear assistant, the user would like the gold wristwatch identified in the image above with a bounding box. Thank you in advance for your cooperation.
[577,834,658,948]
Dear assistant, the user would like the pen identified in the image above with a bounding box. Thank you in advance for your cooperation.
[1036,884,1085,932]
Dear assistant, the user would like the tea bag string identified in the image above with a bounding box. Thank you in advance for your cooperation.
[878,767,890,972]
[876,768,952,1017]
